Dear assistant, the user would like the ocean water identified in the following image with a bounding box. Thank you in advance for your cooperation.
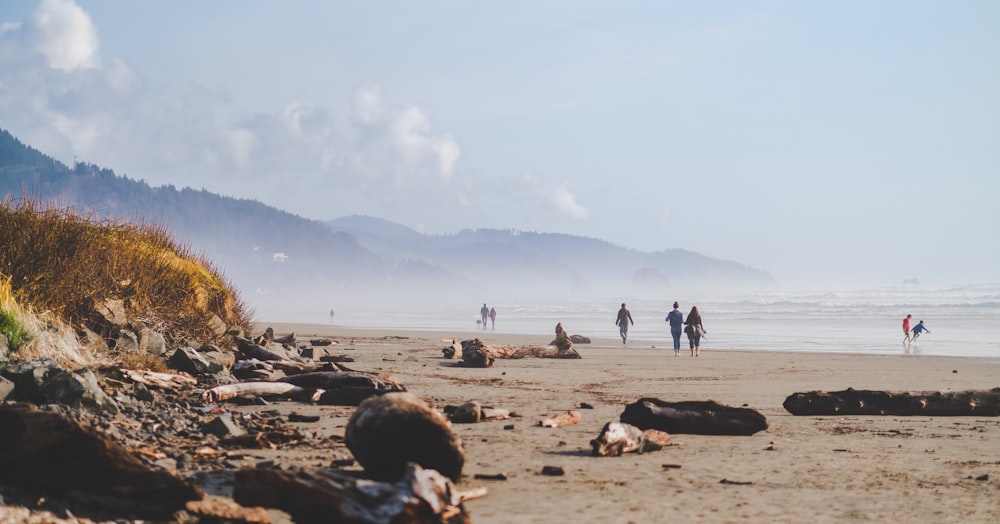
[327,283,1000,358]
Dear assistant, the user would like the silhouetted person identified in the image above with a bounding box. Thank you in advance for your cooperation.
[911,320,931,341]
[480,303,489,329]
[902,314,912,347]
[684,306,705,356]
[615,303,633,344]
[665,301,684,356]
[489,307,497,330]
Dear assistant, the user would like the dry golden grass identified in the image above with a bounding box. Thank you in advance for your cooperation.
[0,197,253,365]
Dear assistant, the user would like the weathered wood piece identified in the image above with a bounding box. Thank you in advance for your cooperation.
[236,337,291,361]
[280,371,406,406]
[442,339,461,359]
[458,339,518,367]
[445,401,511,423]
[202,382,315,403]
[346,392,465,482]
[233,463,470,524]
[782,387,1000,416]
[122,369,197,390]
[0,405,202,519]
[620,398,769,436]
[590,421,672,457]
[539,410,581,428]
[512,345,582,359]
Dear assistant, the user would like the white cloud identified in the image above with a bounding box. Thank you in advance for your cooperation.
[390,107,461,178]
[353,83,384,124]
[33,0,99,71]
[549,182,589,220]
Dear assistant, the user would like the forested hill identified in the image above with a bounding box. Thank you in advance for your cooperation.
[1,128,775,318]
[0,129,428,310]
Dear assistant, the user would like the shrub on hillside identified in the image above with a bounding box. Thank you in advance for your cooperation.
[0,197,253,348]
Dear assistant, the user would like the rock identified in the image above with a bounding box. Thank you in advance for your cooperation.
[0,375,13,402]
[0,333,8,367]
[309,338,334,347]
[0,405,203,519]
[201,348,236,371]
[345,392,465,482]
[449,401,483,423]
[138,327,168,355]
[95,298,129,327]
[115,329,139,352]
[570,334,591,344]
[204,415,246,438]
[3,360,117,414]
[541,466,565,476]
[169,347,220,375]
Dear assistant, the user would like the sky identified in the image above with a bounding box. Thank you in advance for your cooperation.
[0,0,997,288]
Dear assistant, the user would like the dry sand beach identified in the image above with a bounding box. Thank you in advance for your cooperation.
[247,323,999,523]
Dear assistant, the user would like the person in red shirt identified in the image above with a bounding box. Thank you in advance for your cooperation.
[902,314,912,347]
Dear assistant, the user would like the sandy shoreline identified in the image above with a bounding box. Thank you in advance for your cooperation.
[248,322,1000,523]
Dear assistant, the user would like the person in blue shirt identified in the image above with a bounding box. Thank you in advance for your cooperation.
[665,301,684,356]
[911,320,931,341]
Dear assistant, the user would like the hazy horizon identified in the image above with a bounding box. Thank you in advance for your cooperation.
[1,1,997,288]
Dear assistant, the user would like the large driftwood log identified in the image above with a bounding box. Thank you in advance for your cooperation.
[459,339,518,367]
[783,387,1000,416]
[122,369,197,390]
[280,371,406,405]
[591,421,671,457]
[0,405,202,519]
[346,392,465,482]
[202,382,316,403]
[620,398,769,436]
[233,463,470,524]
[512,345,581,359]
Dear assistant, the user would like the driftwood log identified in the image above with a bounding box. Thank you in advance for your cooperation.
[783,387,1000,416]
[539,410,581,428]
[591,421,672,457]
[346,392,465,482]
[445,401,511,423]
[0,405,203,519]
[233,464,470,524]
[620,398,769,436]
[202,371,405,405]
[122,369,197,390]
[457,337,580,367]
[280,371,406,405]
[236,337,291,361]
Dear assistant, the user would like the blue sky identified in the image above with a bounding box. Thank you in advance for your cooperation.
[1,0,997,287]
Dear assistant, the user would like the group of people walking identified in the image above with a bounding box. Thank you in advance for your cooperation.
[616,302,706,356]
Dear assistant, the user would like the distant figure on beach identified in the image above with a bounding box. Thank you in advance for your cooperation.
[911,320,931,341]
[665,301,684,356]
[329,309,335,323]
[902,314,912,347]
[615,303,633,344]
[684,306,705,356]
[480,303,489,329]
[489,307,497,330]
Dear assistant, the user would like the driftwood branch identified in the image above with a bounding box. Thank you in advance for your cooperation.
[122,369,197,390]
[233,464,470,524]
[201,382,315,403]
[620,398,769,436]
[783,388,1000,416]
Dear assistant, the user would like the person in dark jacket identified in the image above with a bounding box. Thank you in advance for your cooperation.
[665,301,684,356]
[615,303,633,344]
[684,306,706,356]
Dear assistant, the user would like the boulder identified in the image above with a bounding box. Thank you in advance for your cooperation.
[138,327,168,355]
[169,347,221,375]
[345,392,465,482]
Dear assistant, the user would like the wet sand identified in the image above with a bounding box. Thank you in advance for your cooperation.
[254,323,1000,523]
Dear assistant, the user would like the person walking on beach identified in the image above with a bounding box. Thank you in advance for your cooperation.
[911,320,931,341]
[616,303,633,344]
[489,307,497,330]
[902,314,912,347]
[480,304,489,329]
[684,306,706,356]
[665,301,684,356]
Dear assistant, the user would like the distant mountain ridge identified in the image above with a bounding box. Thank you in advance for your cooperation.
[0,128,775,318]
